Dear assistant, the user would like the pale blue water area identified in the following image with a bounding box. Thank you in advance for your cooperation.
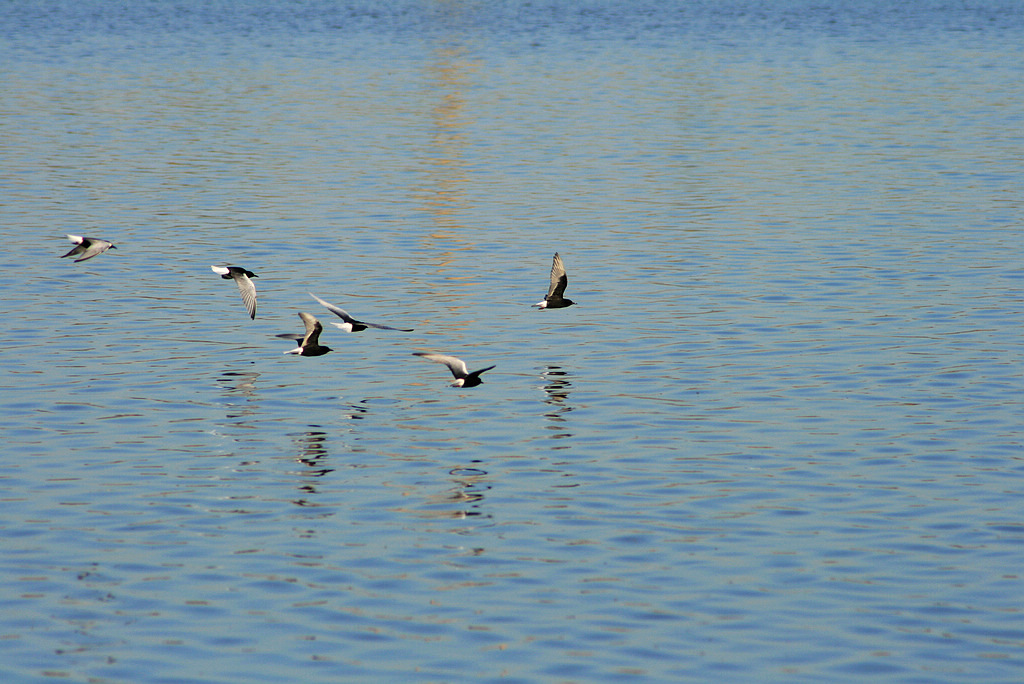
[2,1,1023,681]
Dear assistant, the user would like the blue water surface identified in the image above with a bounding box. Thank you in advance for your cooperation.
[1,1,1023,682]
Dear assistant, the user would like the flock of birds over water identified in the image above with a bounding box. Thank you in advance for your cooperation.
[61,233,575,388]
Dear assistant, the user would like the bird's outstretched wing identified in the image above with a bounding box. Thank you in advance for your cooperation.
[547,252,569,299]
[309,293,356,324]
[235,273,257,319]
[298,312,323,346]
[310,292,413,331]
[413,352,469,380]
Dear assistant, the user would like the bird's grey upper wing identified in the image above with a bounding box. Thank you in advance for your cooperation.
[547,252,568,298]
[309,293,355,323]
[299,312,323,346]
[234,273,257,319]
[550,274,569,299]
[414,352,469,379]
[74,243,103,262]
[71,238,112,262]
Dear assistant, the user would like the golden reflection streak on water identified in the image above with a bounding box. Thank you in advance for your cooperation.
[413,41,484,316]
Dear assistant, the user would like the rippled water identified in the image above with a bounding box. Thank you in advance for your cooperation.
[2,1,1023,682]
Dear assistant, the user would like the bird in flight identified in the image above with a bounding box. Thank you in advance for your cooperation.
[61,234,116,262]
[533,252,574,309]
[278,312,334,356]
[413,352,495,388]
[211,265,258,319]
[309,293,413,333]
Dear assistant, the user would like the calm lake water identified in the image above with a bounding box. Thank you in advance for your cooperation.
[2,1,1023,682]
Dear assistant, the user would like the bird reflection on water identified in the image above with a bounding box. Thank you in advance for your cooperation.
[290,402,372,502]
[217,370,260,399]
[290,430,334,504]
[541,366,574,445]
[294,430,331,472]
[396,465,493,521]
[215,370,261,424]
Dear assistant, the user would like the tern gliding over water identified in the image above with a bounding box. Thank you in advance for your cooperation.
[61,235,116,262]
[211,265,258,319]
[414,353,495,388]
[278,312,333,356]
[309,293,413,332]
[533,252,575,309]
